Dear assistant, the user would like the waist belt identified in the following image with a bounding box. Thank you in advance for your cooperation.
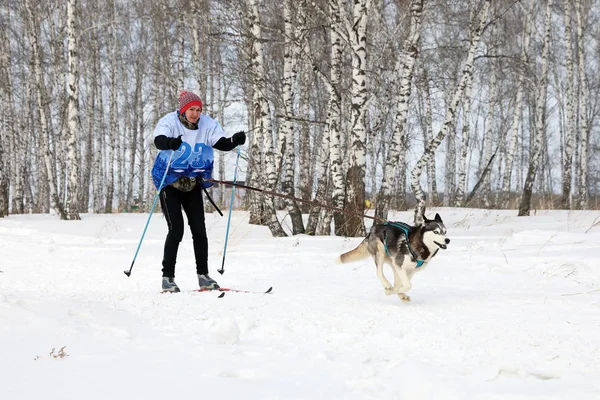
[170,177,197,192]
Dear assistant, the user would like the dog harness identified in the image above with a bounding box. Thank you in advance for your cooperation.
[383,221,424,268]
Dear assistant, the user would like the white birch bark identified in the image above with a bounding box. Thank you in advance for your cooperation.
[92,38,105,213]
[0,18,14,216]
[327,0,346,236]
[24,0,66,219]
[0,123,6,216]
[65,0,81,219]
[455,67,473,206]
[561,0,575,209]
[420,70,438,205]
[481,21,497,208]
[411,0,490,224]
[0,86,6,215]
[105,2,117,213]
[305,0,343,235]
[177,11,185,92]
[518,0,552,217]
[443,89,456,207]
[81,61,94,212]
[575,0,589,209]
[281,0,304,234]
[501,0,534,208]
[343,0,371,237]
[126,66,142,209]
[375,0,423,220]
[191,0,207,99]
[298,64,312,213]
[247,0,286,236]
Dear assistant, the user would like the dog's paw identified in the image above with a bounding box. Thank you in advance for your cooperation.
[384,287,395,296]
[398,293,411,302]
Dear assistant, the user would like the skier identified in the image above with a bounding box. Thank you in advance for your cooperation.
[151,90,245,292]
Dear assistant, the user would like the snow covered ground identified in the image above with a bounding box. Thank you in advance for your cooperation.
[1,208,599,399]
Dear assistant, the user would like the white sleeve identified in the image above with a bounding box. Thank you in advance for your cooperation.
[153,114,175,138]
[206,118,226,146]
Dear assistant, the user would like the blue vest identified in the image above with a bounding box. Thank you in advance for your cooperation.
[151,144,214,190]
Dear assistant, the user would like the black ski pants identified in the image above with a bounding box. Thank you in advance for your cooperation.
[159,184,208,277]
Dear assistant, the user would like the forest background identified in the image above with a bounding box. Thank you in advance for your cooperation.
[0,0,598,237]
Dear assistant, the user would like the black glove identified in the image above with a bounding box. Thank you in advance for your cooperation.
[231,131,246,146]
[167,135,183,150]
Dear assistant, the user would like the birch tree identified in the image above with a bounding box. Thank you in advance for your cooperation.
[561,0,575,209]
[481,20,497,208]
[24,0,66,219]
[375,0,423,220]
[304,0,344,235]
[0,16,11,217]
[65,0,81,220]
[411,0,490,223]
[455,62,474,206]
[501,0,534,208]
[575,0,589,209]
[280,0,305,234]
[0,127,6,216]
[247,0,286,236]
[104,1,118,213]
[342,0,371,237]
[418,69,438,205]
[518,0,552,217]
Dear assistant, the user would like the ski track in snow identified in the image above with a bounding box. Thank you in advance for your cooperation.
[1,209,599,399]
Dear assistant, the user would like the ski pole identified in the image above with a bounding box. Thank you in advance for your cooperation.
[218,145,242,275]
[124,151,174,277]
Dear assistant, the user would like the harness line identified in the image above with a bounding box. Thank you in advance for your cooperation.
[205,178,424,266]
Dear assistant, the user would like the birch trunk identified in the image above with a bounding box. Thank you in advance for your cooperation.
[501,0,534,208]
[561,0,575,209]
[518,0,552,217]
[0,126,6,216]
[80,67,93,213]
[247,0,286,236]
[443,90,456,207]
[575,0,589,209]
[92,35,105,213]
[0,96,6,215]
[9,51,24,214]
[126,66,142,209]
[375,0,423,220]
[411,0,490,224]
[306,0,342,235]
[298,62,312,214]
[343,0,371,237]
[177,11,185,92]
[104,1,117,213]
[25,0,66,219]
[455,67,473,206]
[281,0,304,234]
[327,0,346,236]
[481,21,497,208]
[65,0,81,219]
[0,19,13,216]
[191,0,207,99]
[419,70,438,205]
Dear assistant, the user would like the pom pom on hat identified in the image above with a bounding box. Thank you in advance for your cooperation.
[179,91,203,114]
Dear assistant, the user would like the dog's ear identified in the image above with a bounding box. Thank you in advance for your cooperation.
[434,213,443,223]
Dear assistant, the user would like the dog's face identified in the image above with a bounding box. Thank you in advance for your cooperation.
[423,213,450,250]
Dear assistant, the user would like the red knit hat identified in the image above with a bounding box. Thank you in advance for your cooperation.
[178,91,203,114]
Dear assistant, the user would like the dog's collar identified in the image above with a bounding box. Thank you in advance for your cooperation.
[383,221,425,268]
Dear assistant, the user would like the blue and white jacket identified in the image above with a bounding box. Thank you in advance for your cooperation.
[151,111,225,190]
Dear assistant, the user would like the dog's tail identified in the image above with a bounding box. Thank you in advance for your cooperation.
[338,239,369,264]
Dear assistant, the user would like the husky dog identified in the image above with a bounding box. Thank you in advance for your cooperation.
[339,213,450,301]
